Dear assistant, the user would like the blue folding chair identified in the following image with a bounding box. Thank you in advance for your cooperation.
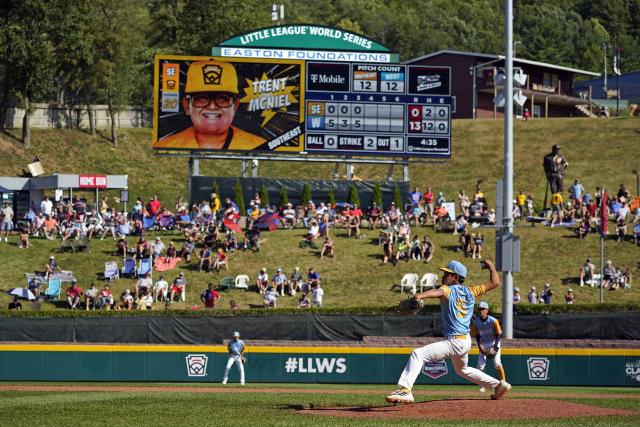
[44,278,61,301]
[137,257,152,278]
[121,257,136,278]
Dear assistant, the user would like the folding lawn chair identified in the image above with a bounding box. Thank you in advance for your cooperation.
[142,215,156,231]
[44,278,62,301]
[104,261,120,281]
[121,257,137,278]
[235,274,250,290]
[137,257,152,278]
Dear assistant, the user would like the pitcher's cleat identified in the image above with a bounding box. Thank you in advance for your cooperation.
[490,380,512,400]
[385,389,414,404]
[479,386,486,393]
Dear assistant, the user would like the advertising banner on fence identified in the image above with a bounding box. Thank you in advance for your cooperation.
[153,55,305,153]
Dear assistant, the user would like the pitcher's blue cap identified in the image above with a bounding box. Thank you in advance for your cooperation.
[233,331,240,337]
[440,260,467,278]
[478,301,489,309]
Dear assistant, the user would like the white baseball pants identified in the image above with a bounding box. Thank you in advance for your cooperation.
[477,349,502,371]
[398,335,500,391]
[223,355,245,384]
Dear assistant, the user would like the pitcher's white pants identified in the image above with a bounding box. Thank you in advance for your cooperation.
[398,335,500,391]
[223,355,245,383]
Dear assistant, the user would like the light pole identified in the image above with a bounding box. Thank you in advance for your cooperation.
[602,42,610,95]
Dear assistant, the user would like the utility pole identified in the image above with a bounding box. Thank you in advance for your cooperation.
[602,42,610,96]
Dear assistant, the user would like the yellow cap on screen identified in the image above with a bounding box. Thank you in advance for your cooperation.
[185,61,238,94]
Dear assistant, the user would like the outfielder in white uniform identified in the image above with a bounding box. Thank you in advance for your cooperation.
[222,331,246,385]
[472,301,506,392]
[385,259,511,404]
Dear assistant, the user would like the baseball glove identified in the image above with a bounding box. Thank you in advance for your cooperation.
[241,356,247,364]
[397,297,423,318]
[485,346,498,359]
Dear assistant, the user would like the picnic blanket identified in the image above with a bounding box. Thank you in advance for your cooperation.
[153,257,182,272]
[25,271,76,283]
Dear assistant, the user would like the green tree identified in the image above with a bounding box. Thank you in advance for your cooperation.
[234,179,245,214]
[327,185,336,206]
[371,181,383,208]
[278,186,289,207]
[260,184,270,207]
[2,0,56,146]
[393,184,403,208]
[347,184,361,207]
[301,182,312,206]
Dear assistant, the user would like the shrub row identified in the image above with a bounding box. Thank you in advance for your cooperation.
[1,302,639,318]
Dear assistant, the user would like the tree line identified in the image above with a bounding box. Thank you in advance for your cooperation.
[1,0,638,146]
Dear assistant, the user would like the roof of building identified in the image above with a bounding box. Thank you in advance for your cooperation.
[405,49,601,77]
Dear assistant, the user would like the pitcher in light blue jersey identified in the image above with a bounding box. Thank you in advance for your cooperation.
[385,259,511,404]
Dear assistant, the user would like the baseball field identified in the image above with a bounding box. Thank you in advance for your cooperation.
[0,382,638,425]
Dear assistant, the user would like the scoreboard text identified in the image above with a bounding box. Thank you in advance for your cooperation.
[305,62,452,158]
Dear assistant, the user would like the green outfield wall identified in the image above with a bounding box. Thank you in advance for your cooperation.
[1,343,639,386]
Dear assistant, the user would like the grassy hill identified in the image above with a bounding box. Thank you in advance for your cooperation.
[0,117,638,311]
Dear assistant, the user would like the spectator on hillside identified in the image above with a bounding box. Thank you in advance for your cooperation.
[435,192,446,207]
[200,283,220,309]
[147,195,161,216]
[387,202,401,225]
[139,289,154,310]
[487,208,496,224]
[203,225,219,248]
[40,195,54,217]
[565,288,575,304]
[223,231,237,252]
[577,218,590,238]
[550,192,563,227]
[611,266,626,290]
[472,233,484,259]
[303,201,317,228]
[288,267,302,295]
[0,201,14,242]
[513,287,520,314]
[151,237,166,260]
[197,245,213,273]
[347,210,361,238]
[247,203,261,229]
[381,233,394,266]
[229,300,239,309]
[617,201,630,222]
[121,289,134,309]
[24,207,36,234]
[263,285,278,308]
[134,236,149,259]
[423,186,435,222]
[469,198,484,217]
[409,187,422,207]
[8,296,22,310]
[307,267,320,288]
[410,235,422,260]
[320,235,334,259]
[579,257,595,287]
[85,282,99,310]
[568,179,584,208]
[458,190,470,214]
[165,241,177,262]
[115,237,129,257]
[297,293,311,308]
[100,283,113,308]
[453,215,467,235]
[256,268,269,294]
[135,272,152,299]
[616,217,627,241]
[541,283,553,304]
[312,282,324,308]
[272,268,288,297]
[458,229,472,257]
[515,189,526,220]
[420,236,435,264]
[602,260,615,288]
[170,272,187,302]
[528,286,538,304]
[243,227,261,252]
[45,255,63,280]
[394,236,411,264]
[154,275,168,302]
[179,237,196,263]
[17,227,31,249]
[304,219,320,243]
[633,223,640,245]
[367,202,382,229]
[250,193,261,208]
[66,280,83,309]
[526,194,535,217]
[213,248,227,272]
[617,183,631,201]
[282,203,296,229]
[563,202,576,222]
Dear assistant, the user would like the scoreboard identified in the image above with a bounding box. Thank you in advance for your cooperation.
[305,62,452,158]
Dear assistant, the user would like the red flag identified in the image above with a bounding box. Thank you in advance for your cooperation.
[601,191,608,236]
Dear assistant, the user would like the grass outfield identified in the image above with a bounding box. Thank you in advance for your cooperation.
[0,118,639,310]
[0,382,638,425]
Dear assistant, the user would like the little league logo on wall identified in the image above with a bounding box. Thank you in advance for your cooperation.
[625,360,640,382]
[527,357,550,381]
[421,361,448,379]
[186,354,208,377]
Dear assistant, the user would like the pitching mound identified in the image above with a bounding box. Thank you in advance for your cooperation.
[300,398,635,420]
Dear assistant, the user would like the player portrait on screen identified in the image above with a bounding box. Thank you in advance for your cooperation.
[155,60,266,150]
